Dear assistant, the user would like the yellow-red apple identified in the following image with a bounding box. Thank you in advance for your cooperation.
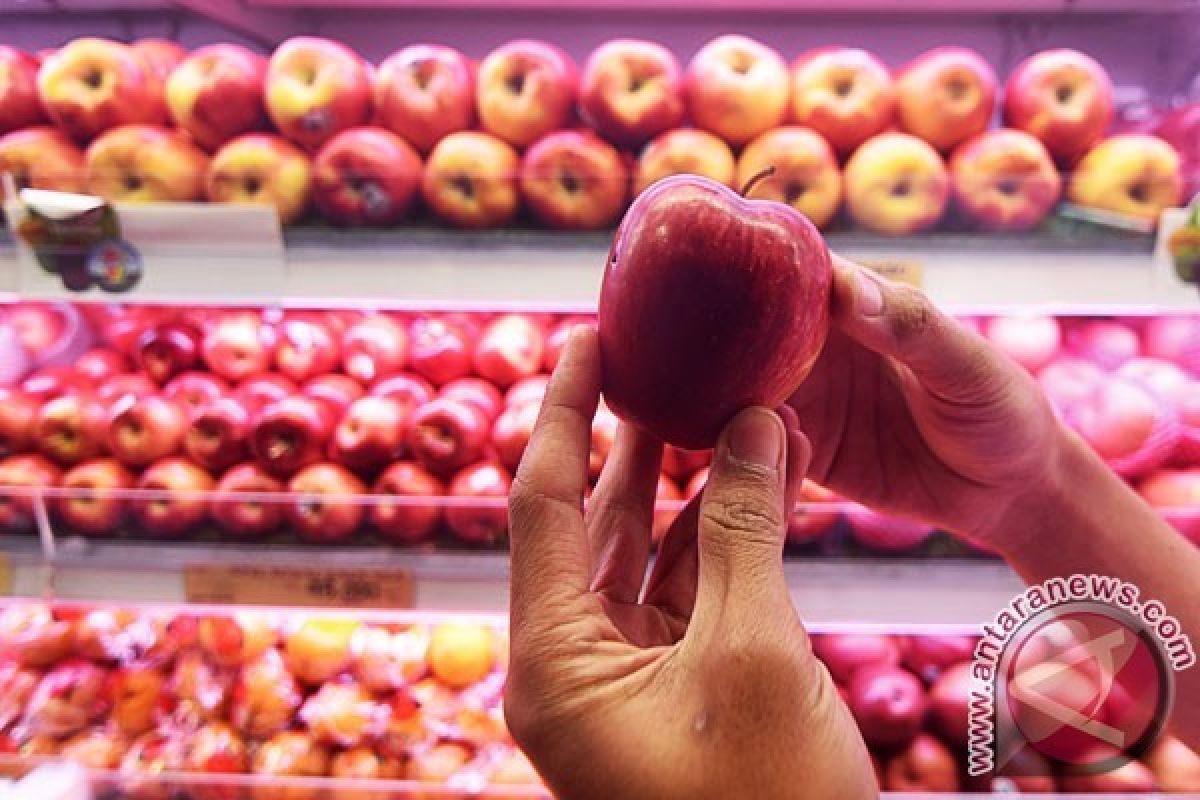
[166,43,269,152]
[313,126,422,225]
[790,47,894,158]
[519,130,627,230]
[685,34,788,147]
[844,132,949,235]
[632,127,735,196]
[896,46,996,153]
[131,39,186,82]
[207,133,312,224]
[1068,134,1182,222]
[374,44,474,154]
[1003,48,1113,166]
[580,38,684,147]
[86,124,209,203]
[37,37,167,141]
[950,128,1061,231]
[0,46,47,133]
[476,39,578,148]
[265,36,373,150]
[421,130,519,228]
[736,126,842,229]
[0,127,86,197]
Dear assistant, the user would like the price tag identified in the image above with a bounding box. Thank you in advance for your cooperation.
[183,564,414,609]
[861,259,924,288]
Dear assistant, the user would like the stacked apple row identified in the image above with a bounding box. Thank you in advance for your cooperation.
[1,602,1198,795]
[0,36,1192,235]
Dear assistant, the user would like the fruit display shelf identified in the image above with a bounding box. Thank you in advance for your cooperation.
[0,224,1191,312]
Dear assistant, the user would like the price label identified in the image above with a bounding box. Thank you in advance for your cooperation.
[861,259,924,288]
[183,564,414,609]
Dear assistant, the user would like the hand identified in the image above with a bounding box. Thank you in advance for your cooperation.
[506,326,877,800]
[789,256,1069,548]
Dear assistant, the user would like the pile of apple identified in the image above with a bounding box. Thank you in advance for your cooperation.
[0,35,1191,234]
[1,602,1197,795]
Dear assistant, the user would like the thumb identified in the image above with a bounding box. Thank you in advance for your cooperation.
[690,406,796,630]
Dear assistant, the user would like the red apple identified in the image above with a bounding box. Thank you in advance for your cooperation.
[0,454,62,532]
[901,634,976,684]
[491,400,539,472]
[505,375,550,409]
[420,131,520,229]
[735,126,842,230]
[34,392,108,467]
[927,660,973,748]
[265,37,373,151]
[632,128,736,197]
[341,315,408,384]
[519,130,628,230]
[207,133,313,224]
[7,303,67,358]
[949,129,1062,232]
[884,732,961,792]
[164,372,229,416]
[136,322,202,385]
[1138,468,1200,544]
[56,458,135,536]
[444,461,510,545]
[21,366,92,403]
[846,664,927,749]
[406,397,489,476]
[331,395,408,473]
[685,35,788,147]
[895,47,996,153]
[96,306,172,356]
[1070,377,1180,478]
[579,39,684,147]
[473,314,546,388]
[370,461,444,544]
[661,445,711,482]
[790,47,894,157]
[85,124,209,203]
[250,395,336,476]
[843,132,950,235]
[0,388,39,459]
[1158,102,1200,200]
[369,372,435,416]
[846,507,933,553]
[408,317,473,386]
[75,349,131,384]
[1004,48,1114,166]
[186,396,253,473]
[1143,316,1200,376]
[476,39,577,148]
[166,43,269,151]
[0,47,47,133]
[1066,319,1140,370]
[131,39,186,82]
[811,632,901,684]
[211,462,285,539]
[132,456,214,538]
[438,377,504,422]
[274,317,339,384]
[106,394,187,467]
[0,127,87,195]
[313,126,422,226]
[598,174,832,449]
[234,374,296,412]
[1038,357,1108,413]
[285,462,367,543]
[37,37,167,141]
[94,374,158,407]
[374,44,474,154]
[984,315,1062,373]
[202,313,277,384]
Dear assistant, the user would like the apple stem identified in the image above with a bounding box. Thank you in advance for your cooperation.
[740,166,776,197]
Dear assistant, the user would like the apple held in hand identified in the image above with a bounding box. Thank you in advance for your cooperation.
[421,131,520,229]
[166,44,269,152]
[375,44,474,154]
[207,133,313,225]
[519,130,628,230]
[736,126,842,230]
[313,127,422,226]
[0,127,86,196]
[1067,134,1183,222]
[633,128,736,197]
[789,47,894,158]
[265,37,373,151]
[580,39,684,147]
[843,132,949,235]
[476,39,578,148]
[598,174,832,449]
[0,47,47,134]
[950,129,1061,232]
[37,37,167,141]
[895,47,997,153]
[1004,48,1114,166]
[685,35,788,147]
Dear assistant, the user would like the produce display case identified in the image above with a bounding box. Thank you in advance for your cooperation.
[0,0,1199,795]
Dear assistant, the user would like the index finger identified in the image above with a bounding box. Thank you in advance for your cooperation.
[509,325,601,632]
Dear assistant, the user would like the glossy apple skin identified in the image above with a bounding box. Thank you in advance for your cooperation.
[250,395,335,476]
[203,314,277,383]
[285,463,367,543]
[491,401,540,472]
[895,46,997,153]
[0,454,63,532]
[420,131,521,229]
[375,44,475,154]
[186,397,252,472]
[883,732,961,792]
[369,372,435,415]
[211,462,286,539]
[473,314,545,389]
[1003,48,1114,166]
[445,461,511,545]
[106,394,187,468]
[132,456,215,538]
[408,317,473,386]
[949,128,1061,232]
[206,133,313,225]
[331,395,408,473]
[56,458,136,536]
[579,39,685,147]
[85,124,209,204]
[406,397,489,476]
[519,130,629,231]
[164,372,229,417]
[370,461,444,544]
[811,632,901,685]
[341,315,408,384]
[234,374,296,413]
[75,348,132,384]
[275,317,340,384]
[598,174,832,449]
[476,39,578,148]
[0,127,87,196]
[438,377,503,422]
[313,127,422,226]
[847,664,927,749]
[0,47,47,133]
[166,43,269,152]
[34,393,108,466]
[265,37,373,151]
[136,323,202,385]
[789,47,895,157]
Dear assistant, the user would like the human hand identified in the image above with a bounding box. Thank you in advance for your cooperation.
[789,256,1069,549]
[505,326,876,800]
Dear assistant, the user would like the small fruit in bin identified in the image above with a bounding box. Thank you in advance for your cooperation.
[474,314,546,390]
[1003,48,1113,167]
[445,461,511,545]
[352,624,430,692]
[170,650,233,724]
[198,613,277,667]
[927,661,973,749]
[427,622,495,689]
[72,607,137,662]
[131,39,186,82]
[811,632,901,685]
[284,617,360,686]
[883,732,961,792]
[250,395,336,476]
[85,124,209,204]
[0,47,47,134]
[369,461,444,544]
[111,662,169,737]
[107,394,188,468]
[55,457,136,536]
[341,315,408,385]
[518,130,629,231]
[59,725,129,769]
[250,730,331,800]
[900,634,977,685]
[285,463,368,543]
[374,43,475,154]
[210,462,286,539]
[420,131,521,229]
[20,659,111,739]
[685,35,788,147]
[203,313,278,384]
[735,126,842,230]
[632,128,736,197]
[183,722,250,800]
[409,740,473,784]
[166,43,269,152]
[230,649,302,739]
[0,661,39,732]
[1068,134,1183,222]
[407,397,490,476]
[136,322,203,386]
[331,395,408,473]
[265,36,373,151]
[0,389,39,460]
[370,371,436,415]
[186,396,253,472]
[843,133,950,236]
[440,377,505,422]
[0,603,75,668]
[789,47,894,158]
[895,47,996,154]
[34,393,108,466]
[330,746,407,800]
[476,39,578,149]
[299,680,384,748]
[846,663,927,750]
[0,127,86,196]
[118,729,188,800]
[598,173,832,449]
[491,401,540,472]
[313,127,423,226]
[164,371,228,416]
[206,133,313,225]
[949,129,1062,232]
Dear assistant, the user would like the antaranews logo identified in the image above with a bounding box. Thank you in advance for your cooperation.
[967,574,1195,781]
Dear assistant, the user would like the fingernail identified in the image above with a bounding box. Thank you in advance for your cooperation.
[855,270,885,317]
[724,407,783,469]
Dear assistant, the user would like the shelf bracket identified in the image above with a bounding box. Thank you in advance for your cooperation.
[163,0,299,49]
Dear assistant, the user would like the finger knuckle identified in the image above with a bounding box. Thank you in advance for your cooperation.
[889,287,938,347]
[701,491,783,544]
[507,476,548,527]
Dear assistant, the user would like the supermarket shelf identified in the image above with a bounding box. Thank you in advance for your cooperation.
[248,0,1200,12]
[1,225,1192,313]
[1,536,1025,624]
